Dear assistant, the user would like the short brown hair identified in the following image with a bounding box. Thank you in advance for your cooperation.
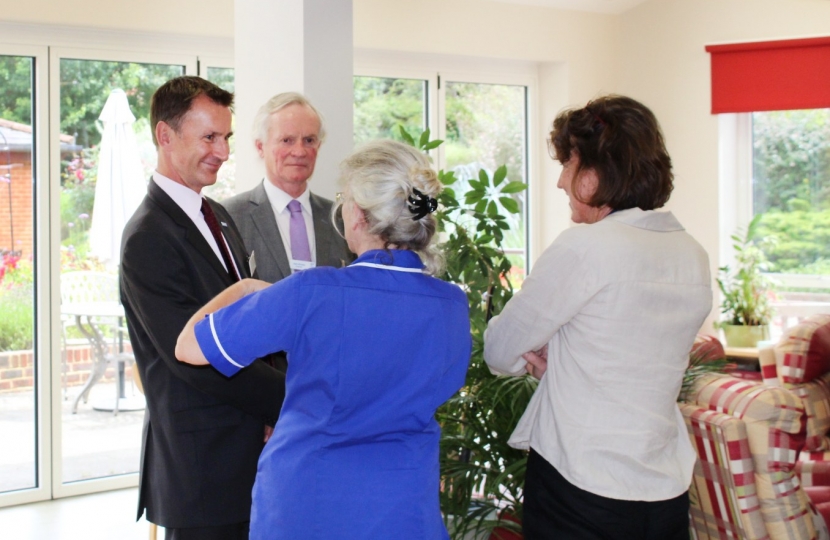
[150,76,234,146]
[549,95,673,211]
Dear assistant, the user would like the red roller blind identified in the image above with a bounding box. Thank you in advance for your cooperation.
[706,37,830,114]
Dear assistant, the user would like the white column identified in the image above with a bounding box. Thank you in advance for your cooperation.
[234,0,353,198]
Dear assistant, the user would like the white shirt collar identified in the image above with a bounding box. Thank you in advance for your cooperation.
[605,207,684,232]
[152,171,205,220]
[262,179,311,213]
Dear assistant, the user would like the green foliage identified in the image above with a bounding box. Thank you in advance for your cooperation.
[205,67,235,93]
[752,110,830,276]
[0,286,33,352]
[60,246,105,273]
[0,255,34,351]
[756,209,830,273]
[0,56,33,125]
[354,77,426,146]
[442,82,527,261]
[59,59,182,148]
[60,147,98,257]
[717,215,773,326]
[753,109,830,214]
[444,82,525,190]
[400,126,531,537]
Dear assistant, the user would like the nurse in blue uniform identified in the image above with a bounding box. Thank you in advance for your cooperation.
[176,139,471,540]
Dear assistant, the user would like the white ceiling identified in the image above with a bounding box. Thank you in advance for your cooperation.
[484,0,649,15]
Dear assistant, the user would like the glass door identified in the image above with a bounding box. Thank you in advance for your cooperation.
[0,52,37,495]
[0,44,50,508]
[202,60,236,200]
[51,48,194,498]
[353,76,428,145]
[443,81,529,285]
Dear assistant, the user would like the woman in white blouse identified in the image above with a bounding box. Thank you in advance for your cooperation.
[484,95,712,539]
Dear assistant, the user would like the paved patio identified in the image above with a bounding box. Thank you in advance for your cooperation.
[0,380,144,493]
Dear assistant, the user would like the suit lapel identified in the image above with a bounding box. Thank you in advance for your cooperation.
[250,184,292,280]
[146,180,234,285]
[309,193,336,267]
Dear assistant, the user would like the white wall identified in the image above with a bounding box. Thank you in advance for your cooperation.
[0,0,234,37]
[617,0,830,330]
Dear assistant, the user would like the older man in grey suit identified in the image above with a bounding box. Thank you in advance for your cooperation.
[224,92,351,282]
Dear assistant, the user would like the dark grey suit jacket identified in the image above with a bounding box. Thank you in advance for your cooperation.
[120,180,284,529]
[223,181,353,283]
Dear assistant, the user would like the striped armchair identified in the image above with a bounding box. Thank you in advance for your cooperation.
[758,315,830,488]
[684,373,828,539]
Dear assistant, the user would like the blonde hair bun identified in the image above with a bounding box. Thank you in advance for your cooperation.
[339,139,445,275]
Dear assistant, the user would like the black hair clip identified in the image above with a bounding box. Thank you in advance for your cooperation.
[407,188,438,221]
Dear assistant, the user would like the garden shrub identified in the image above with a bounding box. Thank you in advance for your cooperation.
[0,254,34,351]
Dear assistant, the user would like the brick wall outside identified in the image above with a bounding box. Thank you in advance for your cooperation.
[0,343,136,393]
[0,150,34,257]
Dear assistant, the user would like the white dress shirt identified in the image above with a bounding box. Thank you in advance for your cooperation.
[262,180,317,265]
[152,172,239,276]
[484,208,712,501]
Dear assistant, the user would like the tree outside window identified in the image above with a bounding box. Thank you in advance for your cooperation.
[753,109,830,276]
[751,108,830,324]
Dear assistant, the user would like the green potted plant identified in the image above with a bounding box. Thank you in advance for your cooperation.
[716,214,774,347]
[399,127,531,539]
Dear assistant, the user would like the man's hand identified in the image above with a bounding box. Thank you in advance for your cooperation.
[522,344,548,380]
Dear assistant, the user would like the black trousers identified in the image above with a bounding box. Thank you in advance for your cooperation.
[164,521,249,540]
[523,448,689,540]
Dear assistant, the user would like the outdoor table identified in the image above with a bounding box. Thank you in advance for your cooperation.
[62,301,144,414]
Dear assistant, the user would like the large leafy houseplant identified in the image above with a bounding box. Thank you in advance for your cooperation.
[716,214,774,346]
[400,127,532,539]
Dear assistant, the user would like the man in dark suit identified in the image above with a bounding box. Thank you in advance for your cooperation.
[120,76,283,540]
[223,92,351,282]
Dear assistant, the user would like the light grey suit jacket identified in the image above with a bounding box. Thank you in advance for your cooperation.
[222,182,353,283]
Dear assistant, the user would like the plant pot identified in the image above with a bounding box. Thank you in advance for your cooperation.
[488,511,522,540]
[721,324,770,348]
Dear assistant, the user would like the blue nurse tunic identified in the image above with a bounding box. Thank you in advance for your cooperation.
[194,249,471,539]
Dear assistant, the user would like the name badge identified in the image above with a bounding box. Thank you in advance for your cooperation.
[290,259,315,273]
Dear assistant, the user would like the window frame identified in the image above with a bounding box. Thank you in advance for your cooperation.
[354,49,539,268]
[720,111,830,330]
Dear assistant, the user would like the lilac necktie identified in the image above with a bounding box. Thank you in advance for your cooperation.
[288,199,311,262]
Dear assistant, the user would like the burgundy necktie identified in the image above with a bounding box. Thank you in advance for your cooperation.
[201,198,240,282]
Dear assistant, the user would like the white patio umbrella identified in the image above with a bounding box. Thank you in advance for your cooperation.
[88,89,147,269]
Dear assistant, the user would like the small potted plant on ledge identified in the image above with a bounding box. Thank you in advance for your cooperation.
[716,214,774,348]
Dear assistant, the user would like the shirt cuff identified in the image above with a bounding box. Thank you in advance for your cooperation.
[194,313,245,377]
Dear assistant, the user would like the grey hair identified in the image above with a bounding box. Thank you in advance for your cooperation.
[336,139,444,275]
[251,92,326,145]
